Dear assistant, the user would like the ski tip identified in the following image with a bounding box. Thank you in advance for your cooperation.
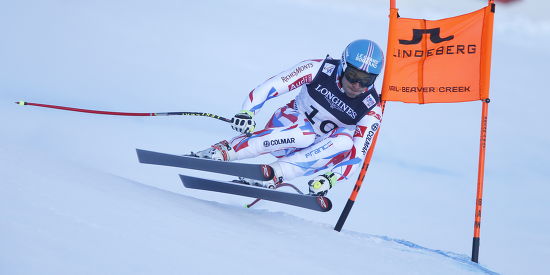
[136,148,154,164]
[15,101,26,105]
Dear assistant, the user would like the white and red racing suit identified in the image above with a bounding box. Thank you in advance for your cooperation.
[227,56,382,183]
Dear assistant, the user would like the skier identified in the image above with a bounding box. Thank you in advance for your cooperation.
[191,39,384,196]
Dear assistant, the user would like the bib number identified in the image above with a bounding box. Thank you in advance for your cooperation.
[305,106,338,134]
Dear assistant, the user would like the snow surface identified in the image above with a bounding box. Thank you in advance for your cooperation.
[1,0,548,274]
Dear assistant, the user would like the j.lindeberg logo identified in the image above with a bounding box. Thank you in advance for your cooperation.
[314,84,357,119]
[394,27,476,59]
[399,28,454,45]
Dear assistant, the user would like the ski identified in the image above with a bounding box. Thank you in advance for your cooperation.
[180,174,332,212]
[136,149,274,181]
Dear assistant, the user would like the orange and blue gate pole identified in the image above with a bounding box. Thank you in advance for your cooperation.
[333,129,381,232]
[472,98,490,262]
[334,102,385,232]
[472,0,494,262]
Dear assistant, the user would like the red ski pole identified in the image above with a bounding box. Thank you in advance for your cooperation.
[15,101,232,122]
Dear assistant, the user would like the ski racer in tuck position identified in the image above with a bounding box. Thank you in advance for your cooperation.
[191,39,384,196]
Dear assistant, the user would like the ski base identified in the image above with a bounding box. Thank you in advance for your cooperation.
[180,174,332,212]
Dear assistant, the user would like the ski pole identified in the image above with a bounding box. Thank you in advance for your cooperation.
[334,101,385,232]
[15,101,232,122]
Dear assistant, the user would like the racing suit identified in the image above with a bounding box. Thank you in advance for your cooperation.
[226,56,382,182]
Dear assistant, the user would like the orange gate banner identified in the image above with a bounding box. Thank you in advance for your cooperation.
[381,4,494,104]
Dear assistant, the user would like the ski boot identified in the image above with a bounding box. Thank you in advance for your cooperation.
[188,140,235,161]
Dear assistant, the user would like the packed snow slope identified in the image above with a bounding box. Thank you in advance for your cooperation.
[1,0,548,274]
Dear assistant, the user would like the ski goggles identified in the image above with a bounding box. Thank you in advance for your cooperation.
[343,65,378,88]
